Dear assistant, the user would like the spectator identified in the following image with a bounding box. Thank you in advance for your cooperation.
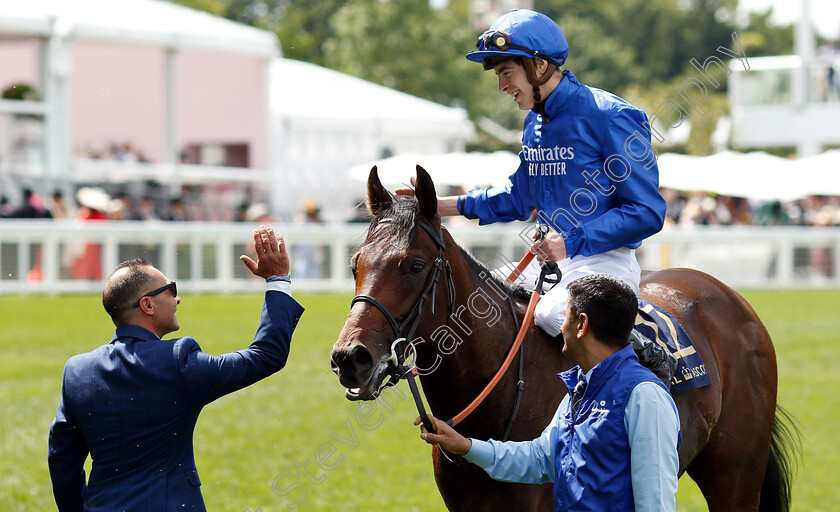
[166,198,190,222]
[112,193,140,221]
[0,195,12,217]
[246,202,273,224]
[48,191,70,220]
[137,197,160,222]
[10,188,50,218]
[234,201,250,222]
[756,200,790,226]
[292,198,327,279]
[69,188,117,280]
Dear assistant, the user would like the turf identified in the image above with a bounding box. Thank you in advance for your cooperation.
[0,289,837,511]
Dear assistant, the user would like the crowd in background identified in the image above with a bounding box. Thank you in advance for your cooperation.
[661,189,840,227]
[76,141,152,163]
[3,184,838,283]
[3,185,840,228]
[0,186,269,223]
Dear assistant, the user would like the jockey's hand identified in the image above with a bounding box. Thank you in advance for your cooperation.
[394,176,460,217]
[531,231,567,262]
[394,176,417,197]
[415,415,472,455]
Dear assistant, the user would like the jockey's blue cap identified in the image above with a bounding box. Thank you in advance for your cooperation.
[466,9,568,68]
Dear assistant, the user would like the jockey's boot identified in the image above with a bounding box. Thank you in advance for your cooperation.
[630,329,678,388]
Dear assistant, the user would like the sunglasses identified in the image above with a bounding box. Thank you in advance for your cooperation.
[476,30,564,67]
[132,281,177,308]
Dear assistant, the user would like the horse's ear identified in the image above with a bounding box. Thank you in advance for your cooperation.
[367,166,393,215]
[414,165,438,220]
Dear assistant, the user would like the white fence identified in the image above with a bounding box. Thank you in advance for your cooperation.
[1,220,839,294]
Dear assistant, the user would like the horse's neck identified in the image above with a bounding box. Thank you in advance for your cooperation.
[415,244,535,418]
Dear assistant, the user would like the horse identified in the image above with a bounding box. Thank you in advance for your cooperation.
[330,166,798,511]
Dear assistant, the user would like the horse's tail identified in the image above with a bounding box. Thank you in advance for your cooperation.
[759,405,802,512]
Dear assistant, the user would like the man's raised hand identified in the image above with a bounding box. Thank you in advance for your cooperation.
[240,225,291,278]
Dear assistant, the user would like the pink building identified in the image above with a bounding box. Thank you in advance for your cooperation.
[0,0,277,219]
[0,0,472,221]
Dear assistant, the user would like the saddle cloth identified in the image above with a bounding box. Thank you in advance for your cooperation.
[635,297,711,395]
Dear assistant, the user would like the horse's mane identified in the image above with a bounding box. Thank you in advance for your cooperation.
[362,195,532,305]
[457,246,533,305]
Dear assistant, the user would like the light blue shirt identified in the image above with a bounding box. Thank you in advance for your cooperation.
[266,279,292,296]
[464,369,680,512]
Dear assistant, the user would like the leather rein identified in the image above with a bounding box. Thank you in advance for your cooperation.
[350,220,550,438]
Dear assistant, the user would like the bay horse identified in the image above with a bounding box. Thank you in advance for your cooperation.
[330,166,798,511]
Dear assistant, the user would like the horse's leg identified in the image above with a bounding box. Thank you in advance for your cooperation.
[685,302,777,511]
[685,410,773,511]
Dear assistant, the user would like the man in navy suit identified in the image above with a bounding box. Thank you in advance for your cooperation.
[48,225,304,511]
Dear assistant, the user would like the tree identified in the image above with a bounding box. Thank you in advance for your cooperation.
[322,0,523,127]
[168,0,226,16]
[165,0,796,154]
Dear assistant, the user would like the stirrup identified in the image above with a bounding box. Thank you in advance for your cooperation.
[630,329,678,388]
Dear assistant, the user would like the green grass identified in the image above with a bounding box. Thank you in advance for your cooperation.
[1,289,837,511]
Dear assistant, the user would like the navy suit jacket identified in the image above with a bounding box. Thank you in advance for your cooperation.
[48,290,304,512]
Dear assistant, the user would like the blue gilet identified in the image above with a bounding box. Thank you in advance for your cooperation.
[553,344,671,511]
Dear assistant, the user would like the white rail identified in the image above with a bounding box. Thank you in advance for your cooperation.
[0,220,838,294]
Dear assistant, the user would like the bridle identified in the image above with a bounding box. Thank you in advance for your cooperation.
[350,220,454,433]
[349,218,559,442]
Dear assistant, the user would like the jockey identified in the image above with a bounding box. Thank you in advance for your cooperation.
[431,9,677,385]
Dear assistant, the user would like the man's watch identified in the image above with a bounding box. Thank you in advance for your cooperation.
[266,275,291,283]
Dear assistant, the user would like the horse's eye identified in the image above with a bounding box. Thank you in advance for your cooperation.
[410,261,425,274]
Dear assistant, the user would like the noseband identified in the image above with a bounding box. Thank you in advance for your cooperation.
[350,220,454,432]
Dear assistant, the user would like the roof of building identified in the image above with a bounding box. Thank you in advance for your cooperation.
[271,58,469,129]
[0,0,279,57]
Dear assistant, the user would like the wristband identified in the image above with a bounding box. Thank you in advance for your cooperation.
[457,195,465,215]
[266,275,291,283]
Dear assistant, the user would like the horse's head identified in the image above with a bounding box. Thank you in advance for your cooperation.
[330,165,446,400]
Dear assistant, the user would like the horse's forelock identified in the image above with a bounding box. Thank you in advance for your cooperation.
[364,196,420,249]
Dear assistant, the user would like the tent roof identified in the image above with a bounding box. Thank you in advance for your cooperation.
[271,59,469,128]
[658,150,840,201]
[351,149,840,202]
[349,151,519,189]
[0,0,279,57]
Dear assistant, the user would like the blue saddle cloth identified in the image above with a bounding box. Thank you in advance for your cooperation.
[635,297,711,395]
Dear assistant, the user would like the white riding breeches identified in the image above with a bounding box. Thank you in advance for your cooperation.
[500,247,641,337]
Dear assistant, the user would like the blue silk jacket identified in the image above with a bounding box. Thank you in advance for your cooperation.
[462,71,666,258]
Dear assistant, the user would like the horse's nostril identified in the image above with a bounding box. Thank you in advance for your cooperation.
[330,343,374,377]
[330,348,347,374]
[349,344,374,371]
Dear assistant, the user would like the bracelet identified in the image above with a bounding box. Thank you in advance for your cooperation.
[266,275,291,283]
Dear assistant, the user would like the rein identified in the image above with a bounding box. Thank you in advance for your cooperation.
[447,255,558,430]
